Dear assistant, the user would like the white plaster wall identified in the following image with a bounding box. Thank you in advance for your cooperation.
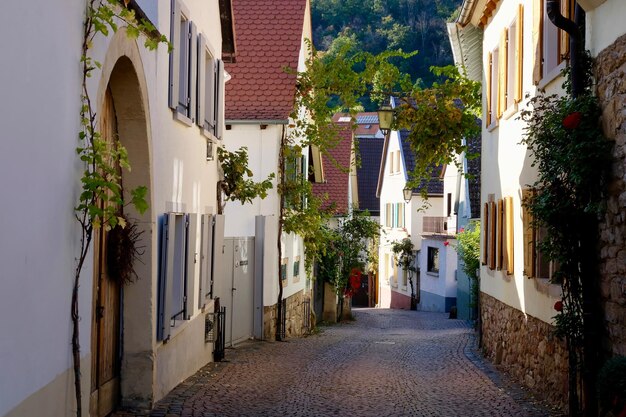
[0,0,225,413]
[586,0,626,56]
[223,125,281,237]
[479,0,562,325]
[0,2,89,415]
[419,239,456,299]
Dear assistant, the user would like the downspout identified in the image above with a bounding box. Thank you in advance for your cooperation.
[546,1,585,98]
[547,4,599,417]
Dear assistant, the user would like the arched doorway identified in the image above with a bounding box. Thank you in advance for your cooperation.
[90,46,153,415]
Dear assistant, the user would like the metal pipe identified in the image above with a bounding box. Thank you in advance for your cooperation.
[546,0,584,97]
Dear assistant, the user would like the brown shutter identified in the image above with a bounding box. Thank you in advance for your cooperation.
[505,197,514,275]
[489,201,497,270]
[498,30,507,119]
[486,52,492,127]
[559,0,570,63]
[532,0,543,84]
[522,189,536,277]
[496,199,504,270]
[483,203,489,265]
[515,4,524,103]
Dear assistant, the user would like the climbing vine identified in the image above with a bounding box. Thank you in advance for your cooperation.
[73,1,168,415]
[519,52,612,416]
[391,237,418,308]
[216,146,275,214]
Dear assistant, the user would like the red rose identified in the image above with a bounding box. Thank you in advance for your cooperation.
[554,300,563,312]
[562,112,582,130]
[444,241,449,246]
[459,228,465,233]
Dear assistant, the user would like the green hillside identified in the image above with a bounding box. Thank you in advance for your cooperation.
[311,0,462,106]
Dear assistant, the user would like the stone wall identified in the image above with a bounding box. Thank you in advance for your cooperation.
[263,290,312,340]
[595,33,626,357]
[481,293,568,411]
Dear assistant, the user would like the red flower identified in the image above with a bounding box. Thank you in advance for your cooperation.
[554,300,563,312]
[443,241,449,246]
[562,112,582,130]
[459,228,465,233]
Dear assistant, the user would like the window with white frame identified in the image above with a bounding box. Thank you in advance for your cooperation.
[534,0,573,84]
[427,246,439,275]
[486,46,499,126]
[169,0,197,123]
[197,34,224,140]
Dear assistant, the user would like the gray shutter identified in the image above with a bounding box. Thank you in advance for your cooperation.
[185,213,199,319]
[215,59,225,140]
[158,213,177,341]
[196,35,206,128]
[189,22,198,122]
[178,20,190,112]
[207,58,216,132]
[198,214,214,307]
[168,0,181,110]
[211,214,225,297]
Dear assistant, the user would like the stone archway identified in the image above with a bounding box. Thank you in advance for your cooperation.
[94,29,156,411]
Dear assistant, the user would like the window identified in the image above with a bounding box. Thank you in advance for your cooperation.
[281,258,288,281]
[392,259,399,286]
[395,151,401,174]
[157,213,196,341]
[487,5,524,125]
[533,0,573,84]
[522,189,555,280]
[486,46,499,126]
[483,196,514,274]
[169,0,197,122]
[293,256,301,279]
[427,247,440,275]
[506,6,524,110]
[197,34,224,139]
[384,253,390,284]
[397,203,405,228]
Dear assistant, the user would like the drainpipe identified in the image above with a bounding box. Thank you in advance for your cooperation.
[547,4,599,417]
[546,0,585,98]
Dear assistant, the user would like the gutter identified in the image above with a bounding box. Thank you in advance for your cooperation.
[456,0,479,26]
[226,119,289,125]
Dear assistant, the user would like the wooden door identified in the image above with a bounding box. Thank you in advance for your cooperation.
[90,87,121,417]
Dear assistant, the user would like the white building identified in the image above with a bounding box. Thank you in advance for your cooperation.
[222,0,316,340]
[376,124,448,310]
[448,0,626,409]
[0,1,233,415]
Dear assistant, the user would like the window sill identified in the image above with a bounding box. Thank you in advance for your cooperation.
[201,127,219,141]
[486,119,498,132]
[426,271,439,277]
[502,102,518,120]
[173,110,194,127]
[537,61,567,91]
[533,277,562,298]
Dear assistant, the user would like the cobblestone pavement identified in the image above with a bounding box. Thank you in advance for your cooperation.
[115,308,563,417]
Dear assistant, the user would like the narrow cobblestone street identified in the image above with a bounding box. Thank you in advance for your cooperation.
[116,308,561,417]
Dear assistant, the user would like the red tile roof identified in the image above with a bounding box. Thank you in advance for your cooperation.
[312,124,353,215]
[225,0,307,121]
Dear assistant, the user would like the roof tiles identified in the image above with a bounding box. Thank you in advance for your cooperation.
[225,0,307,121]
[312,125,353,216]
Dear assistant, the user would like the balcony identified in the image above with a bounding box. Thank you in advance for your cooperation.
[422,216,447,234]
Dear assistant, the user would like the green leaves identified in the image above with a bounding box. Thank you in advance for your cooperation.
[454,221,480,281]
[217,146,275,208]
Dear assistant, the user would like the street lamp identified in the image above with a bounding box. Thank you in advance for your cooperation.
[403,186,412,203]
[377,105,394,136]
